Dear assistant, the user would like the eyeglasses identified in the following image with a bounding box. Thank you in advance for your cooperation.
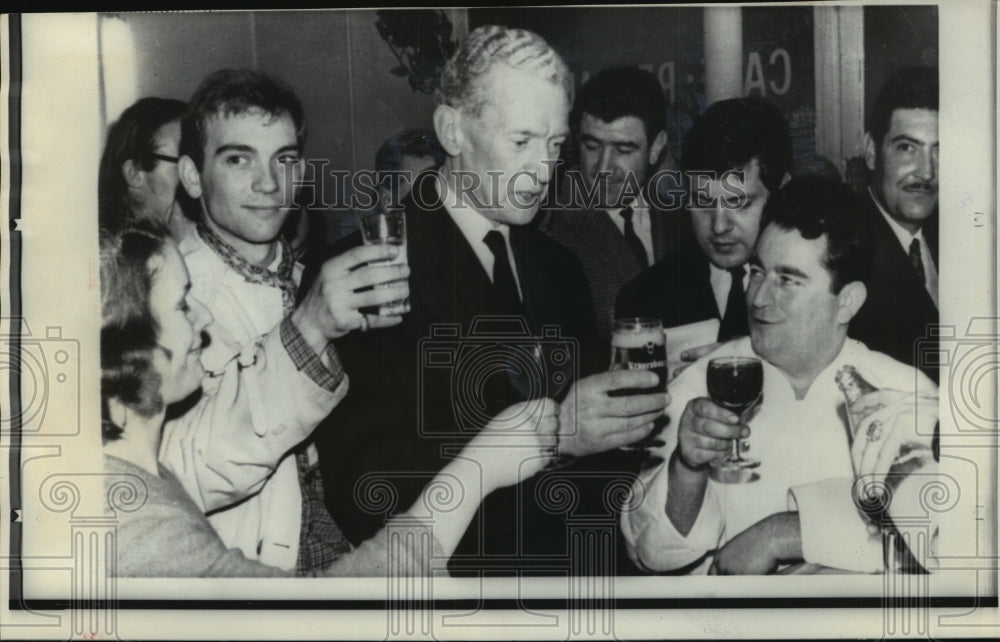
[150,153,179,164]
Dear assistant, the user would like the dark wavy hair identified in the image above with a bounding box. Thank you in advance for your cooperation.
[760,176,873,293]
[180,69,305,171]
[867,66,938,147]
[99,220,170,443]
[682,96,791,195]
[98,97,187,230]
[571,66,667,145]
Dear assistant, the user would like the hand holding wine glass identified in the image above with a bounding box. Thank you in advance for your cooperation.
[706,356,764,482]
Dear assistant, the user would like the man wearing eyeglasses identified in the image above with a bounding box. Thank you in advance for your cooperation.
[98,97,196,241]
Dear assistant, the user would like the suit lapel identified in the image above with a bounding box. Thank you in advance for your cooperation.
[865,195,937,312]
[407,175,497,323]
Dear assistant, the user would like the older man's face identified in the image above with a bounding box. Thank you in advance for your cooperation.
[456,64,570,226]
[747,224,845,379]
[867,108,939,234]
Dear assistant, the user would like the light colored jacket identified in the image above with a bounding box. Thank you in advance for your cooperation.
[159,232,347,571]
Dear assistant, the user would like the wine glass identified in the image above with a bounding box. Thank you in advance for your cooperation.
[706,356,763,482]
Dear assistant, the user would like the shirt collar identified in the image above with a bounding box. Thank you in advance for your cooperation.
[436,178,512,246]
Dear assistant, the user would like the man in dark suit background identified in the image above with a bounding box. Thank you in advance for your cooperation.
[850,67,939,383]
[539,67,683,342]
[617,97,791,363]
[304,25,669,575]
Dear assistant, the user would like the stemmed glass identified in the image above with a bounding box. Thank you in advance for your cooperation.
[706,356,763,482]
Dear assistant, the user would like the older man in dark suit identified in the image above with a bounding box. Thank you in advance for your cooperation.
[617,97,791,361]
[303,26,669,576]
[539,67,683,342]
[850,67,939,383]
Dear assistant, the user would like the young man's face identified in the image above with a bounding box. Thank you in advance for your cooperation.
[746,224,851,380]
[184,109,302,260]
[866,108,939,234]
[455,64,570,226]
[688,158,770,270]
[578,113,663,207]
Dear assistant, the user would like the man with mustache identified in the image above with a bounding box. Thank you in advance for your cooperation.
[850,67,940,383]
[539,67,681,343]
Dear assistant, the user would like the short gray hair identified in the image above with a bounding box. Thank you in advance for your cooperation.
[437,25,572,118]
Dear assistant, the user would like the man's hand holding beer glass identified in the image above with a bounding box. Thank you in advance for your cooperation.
[557,369,669,455]
[292,243,411,354]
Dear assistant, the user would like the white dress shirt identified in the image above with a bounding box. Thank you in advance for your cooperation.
[621,336,938,574]
[437,179,523,300]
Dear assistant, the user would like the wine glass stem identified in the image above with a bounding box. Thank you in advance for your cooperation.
[730,438,742,461]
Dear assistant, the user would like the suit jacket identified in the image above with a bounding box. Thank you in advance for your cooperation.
[615,242,724,333]
[539,204,686,342]
[303,172,645,575]
[850,193,939,383]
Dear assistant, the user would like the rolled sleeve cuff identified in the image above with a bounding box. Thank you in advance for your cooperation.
[622,457,723,573]
[280,316,345,392]
[788,477,882,573]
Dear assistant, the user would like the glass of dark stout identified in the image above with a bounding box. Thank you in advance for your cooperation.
[706,356,763,482]
[609,318,668,450]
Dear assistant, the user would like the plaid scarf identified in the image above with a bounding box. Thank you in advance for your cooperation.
[196,221,297,313]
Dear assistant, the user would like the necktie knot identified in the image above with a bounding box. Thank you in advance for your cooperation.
[483,230,506,257]
[729,265,746,282]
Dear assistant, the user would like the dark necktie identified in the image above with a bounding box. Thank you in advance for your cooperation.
[483,230,521,307]
[718,265,748,341]
[619,205,649,268]
[909,238,926,286]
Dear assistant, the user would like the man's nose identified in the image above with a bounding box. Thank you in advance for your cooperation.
[597,147,614,173]
[915,147,937,182]
[711,206,734,234]
[253,162,280,194]
[749,274,774,309]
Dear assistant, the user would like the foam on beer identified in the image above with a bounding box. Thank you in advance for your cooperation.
[611,327,665,348]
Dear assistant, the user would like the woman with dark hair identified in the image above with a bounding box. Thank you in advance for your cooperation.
[98,98,195,240]
[100,221,560,577]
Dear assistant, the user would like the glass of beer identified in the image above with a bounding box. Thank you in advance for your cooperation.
[706,356,763,481]
[358,210,409,316]
[609,318,668,450]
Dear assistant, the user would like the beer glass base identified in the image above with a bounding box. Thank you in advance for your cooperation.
[379,300,410,316]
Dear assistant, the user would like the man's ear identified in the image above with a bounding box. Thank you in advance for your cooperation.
[433,104,464,157]
[177,155,203,199]
[648,130,668,166]
[836,280,868,324]
[863,132,877,171]
[122,159,145,190]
